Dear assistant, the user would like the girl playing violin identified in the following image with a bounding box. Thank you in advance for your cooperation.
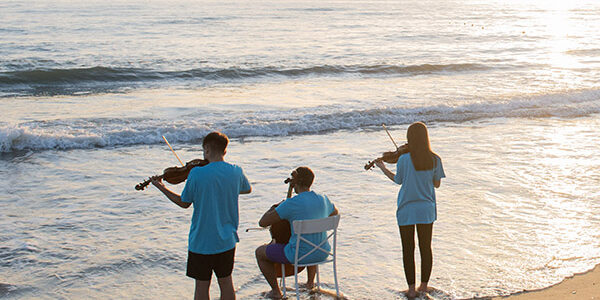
[373,122,445,298]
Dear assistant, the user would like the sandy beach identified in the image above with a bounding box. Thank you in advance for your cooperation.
[493,264,600,300]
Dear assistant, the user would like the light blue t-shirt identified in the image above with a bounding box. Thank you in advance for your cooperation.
[394,153,445,226]
[275,191,335,264]
[181,161,251,255]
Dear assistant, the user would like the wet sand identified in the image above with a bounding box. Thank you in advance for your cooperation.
[493,264,599,300]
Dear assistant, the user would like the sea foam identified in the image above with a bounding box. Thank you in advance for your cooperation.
[1,89,599,153]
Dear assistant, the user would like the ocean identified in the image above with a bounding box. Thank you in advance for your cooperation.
[1,0,599,299]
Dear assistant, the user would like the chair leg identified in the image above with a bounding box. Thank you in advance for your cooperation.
[281,264,286,298]
[294,264,300,300]
[333,259,339,298]
[316,265,320,291]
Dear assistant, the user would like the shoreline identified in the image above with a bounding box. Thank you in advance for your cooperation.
[491,264,599,299]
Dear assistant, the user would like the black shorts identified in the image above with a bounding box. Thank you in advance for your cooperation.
[186,247,236,281]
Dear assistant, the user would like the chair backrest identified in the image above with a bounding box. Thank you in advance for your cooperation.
[291,215,340,264]
[292,214,340,234]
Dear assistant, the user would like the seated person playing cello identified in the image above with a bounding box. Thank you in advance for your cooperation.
[255,167,338,299]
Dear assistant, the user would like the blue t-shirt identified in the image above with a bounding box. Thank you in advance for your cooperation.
[394,153,445,226]
[181,161,251,254]
[275,191,335,264]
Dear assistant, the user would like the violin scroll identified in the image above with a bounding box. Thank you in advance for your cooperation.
[364,160,378,171]
[135,176,160,191]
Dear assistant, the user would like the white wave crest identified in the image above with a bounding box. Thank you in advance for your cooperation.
[1,89,599,153]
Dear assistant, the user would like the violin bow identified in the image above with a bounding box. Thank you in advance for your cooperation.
[382,123,399,150]
[162,135,185,167]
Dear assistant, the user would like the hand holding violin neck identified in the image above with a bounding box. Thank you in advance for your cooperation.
[364,143,409,170]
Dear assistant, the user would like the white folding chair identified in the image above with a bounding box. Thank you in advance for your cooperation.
[280,214,340,300]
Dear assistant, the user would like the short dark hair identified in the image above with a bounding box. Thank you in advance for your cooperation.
[202,131,229,154]
[294,166,314,188]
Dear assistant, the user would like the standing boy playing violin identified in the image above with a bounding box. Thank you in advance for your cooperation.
[151,131,251,300]
[255,167,338,299]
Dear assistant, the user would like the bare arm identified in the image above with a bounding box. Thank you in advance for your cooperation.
[151,177,191,209]
[329,206,339,216]
[259,206,282,228]
[433,179,441,188]
[374,159,396,182]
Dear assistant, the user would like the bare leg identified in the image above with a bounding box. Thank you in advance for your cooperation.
[417,282,428,293]
[194,280,211,300]
[255,245,282,299]
[305,266,317,289]
[217,275,236,300]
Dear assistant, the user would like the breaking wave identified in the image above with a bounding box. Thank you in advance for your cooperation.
[1,89,599,153]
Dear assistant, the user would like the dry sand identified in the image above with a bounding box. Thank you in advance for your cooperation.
[492,264,599,300]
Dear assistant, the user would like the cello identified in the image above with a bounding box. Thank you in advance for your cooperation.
[268,177,306,277]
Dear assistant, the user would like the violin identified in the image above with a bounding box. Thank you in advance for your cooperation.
[364,123,410,170]
[135,158,209,191]
[364,143,409,170]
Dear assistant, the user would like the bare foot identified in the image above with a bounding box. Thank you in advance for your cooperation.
[417,283,429,293]
[405,289,418,299]
[299,282,315,290]
[263,290,283,299]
